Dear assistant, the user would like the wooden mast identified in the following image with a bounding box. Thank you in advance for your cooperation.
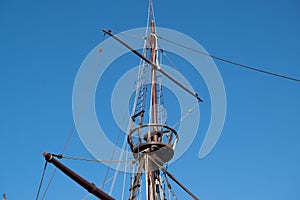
[148,0,160,198]
[148,25,156,200]
[150,20,158,136]
[104,0,200,199]
[149,0,159,133]
[40,1,201,199]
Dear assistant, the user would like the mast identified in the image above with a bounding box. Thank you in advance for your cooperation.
[150,20,158,134]
[41,1,200,199]
[105,0,200,199]
[148,2,159,198]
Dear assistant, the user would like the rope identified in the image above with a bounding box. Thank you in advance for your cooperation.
[121,151,129,200]
[109,142,128,195]
[60,155,133,163]
[80,159,134,200]
[40,169,56,200]
[101,86,135,190]
[100,127,121,189]
[159,48,181,73]
[35,161,48,200]
[41,35,106,200]
[163,172,178,200]
[172,101,199,129]
[137,164,143,200]
[147,156,199,200]
[110,30,146,40]
[107,29,300,83]
[158,35,300,83]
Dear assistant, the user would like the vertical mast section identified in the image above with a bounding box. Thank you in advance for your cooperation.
[148,1,159,199]
[106,0,199,199]
[150,20,158,134]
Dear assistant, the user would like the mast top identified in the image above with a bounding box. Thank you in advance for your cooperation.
[149,0,156,33]
[149,0,154,21]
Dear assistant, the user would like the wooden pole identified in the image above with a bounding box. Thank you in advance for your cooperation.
[43,153,114,200]
[102,29,203,102]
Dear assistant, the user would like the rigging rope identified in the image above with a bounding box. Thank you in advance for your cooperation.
[80,158,135,200]
[101,126,122,189]
[60,155,133,163]
[158,35,300,83]
[109,141,129,195]
[147,156,199,200]
[98,66,138,195]
[108,29,300,83]
[40,35,106,200]
[163,172,178,200]
[172,101,199,129]
[118,31,146,40]
[121,151,129,200]
[35,161,48,200]
[159,48,180,73]
[159,46,202,129]
[40,169,56,200]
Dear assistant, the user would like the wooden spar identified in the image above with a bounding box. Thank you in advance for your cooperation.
[150,20,158,136]
[149,19,158,200]
[43,152,115,200]
[103,29,203,102]
[144,154,199,200]
[162,168,199,200]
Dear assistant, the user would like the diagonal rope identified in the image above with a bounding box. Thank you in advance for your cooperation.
[100,127,122,189]
[40,169,56,200]
[107,29,300,83]
[147,156,199,200]
[163,172,178,200]
[109,142,129,195]
[100,81,136,190]
[40,36,106,200]
[35,161,48,200]
[171,101,199,129]
[158,35,300,83]
[121,151,129,200]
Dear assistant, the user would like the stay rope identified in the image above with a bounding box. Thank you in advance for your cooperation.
[158,35,300,83]
[35,161,48,200]
[39,34,106,200]
[108,30,300,83]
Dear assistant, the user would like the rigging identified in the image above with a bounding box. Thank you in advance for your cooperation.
[110,30,300,83]
[158,35,300,83]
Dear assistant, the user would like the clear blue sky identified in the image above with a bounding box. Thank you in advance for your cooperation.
[1,0,300,199]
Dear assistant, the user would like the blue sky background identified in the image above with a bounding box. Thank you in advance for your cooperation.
[1,0,300,199]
